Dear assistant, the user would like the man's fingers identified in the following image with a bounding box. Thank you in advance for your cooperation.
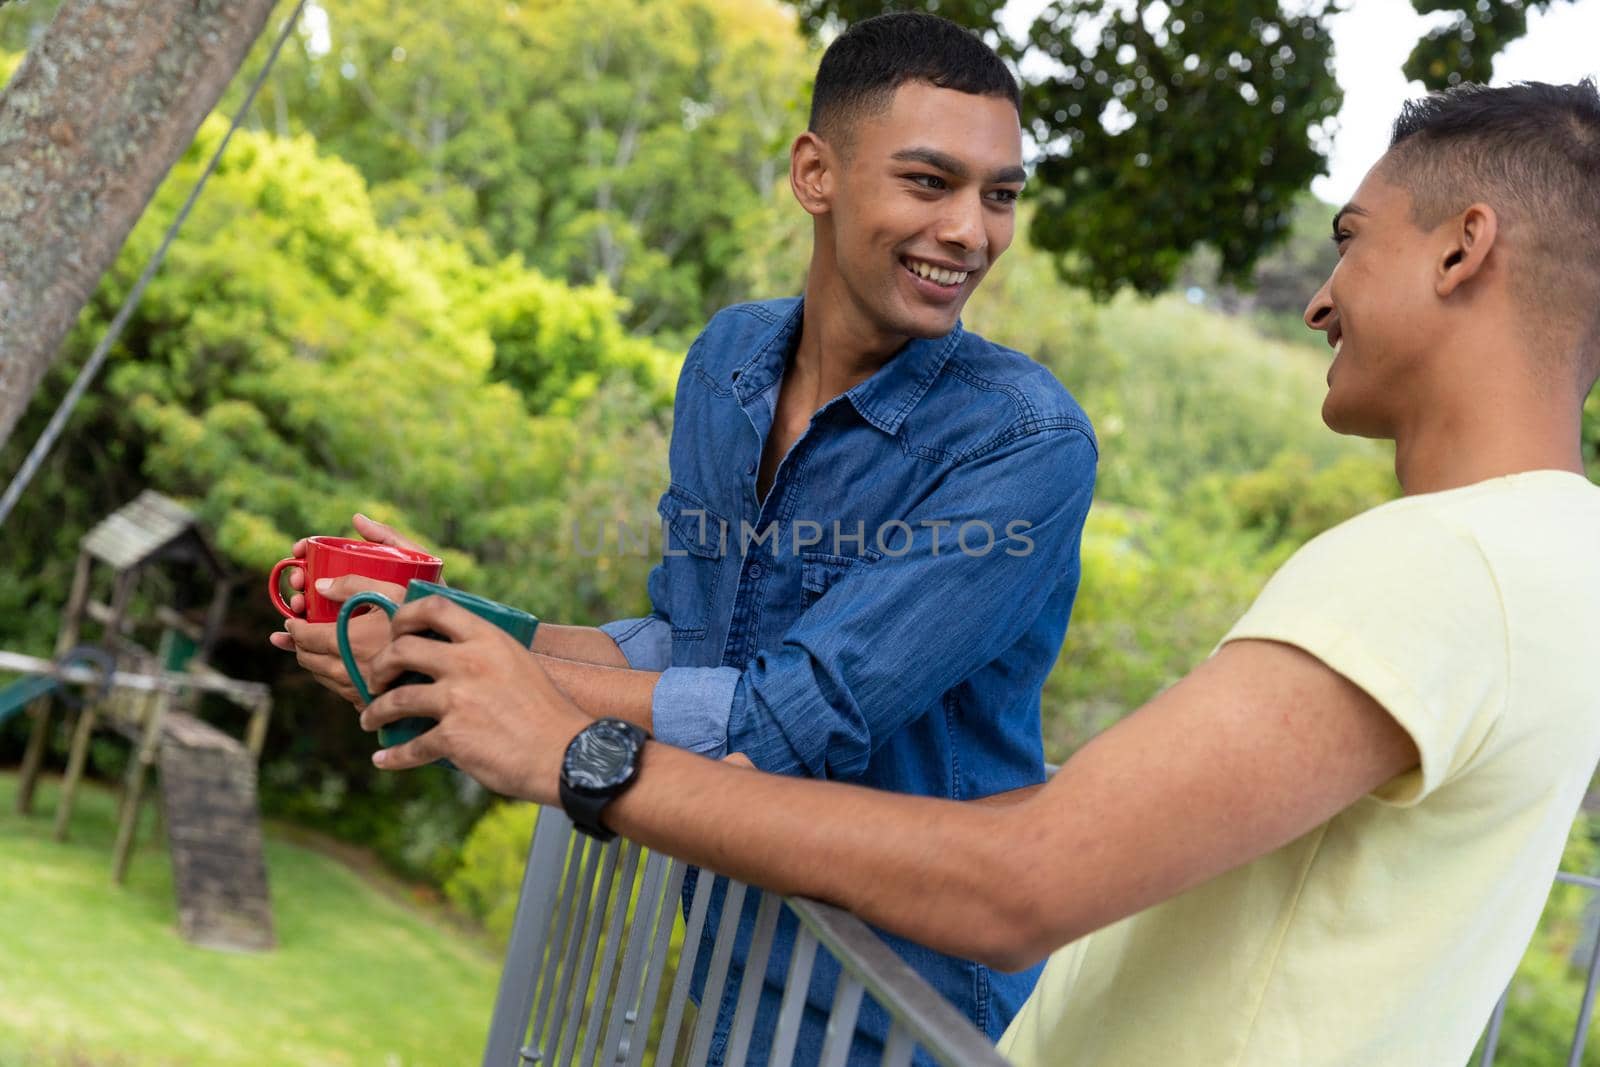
[292,538,308,558]
[289,592,306,614]
[392,596,484,644]
[353,513,428,554]
[372,730,439,772]
[722,753,756,769]
[285,619,341,656]
[317,574,406,604]
[367,634,453,693]
[361,682,441,732]
[268,631,295,652]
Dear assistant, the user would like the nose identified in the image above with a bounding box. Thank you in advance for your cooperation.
[1304,276,1337,338]
[936,189,987,258]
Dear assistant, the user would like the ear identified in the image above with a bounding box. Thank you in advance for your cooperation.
[789,131,835,218]
[1435,202,1499,299]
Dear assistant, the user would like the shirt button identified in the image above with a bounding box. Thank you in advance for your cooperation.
[747,563,763,580]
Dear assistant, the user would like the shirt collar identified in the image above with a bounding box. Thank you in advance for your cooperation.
[730,299,961,436]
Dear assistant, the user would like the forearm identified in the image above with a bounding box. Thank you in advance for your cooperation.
[604,742,1046,970]
[535,653,658,731]
[970,782,1045,807]
[531,623,632,667]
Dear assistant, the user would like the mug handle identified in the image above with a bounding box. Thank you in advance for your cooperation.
[268,557,304,619]
[337,591,399,706]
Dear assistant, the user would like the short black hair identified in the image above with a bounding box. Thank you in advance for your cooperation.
[808,12,1020,151]
[1383,80,1600,382]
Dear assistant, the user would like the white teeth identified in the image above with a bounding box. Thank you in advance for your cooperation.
[1334,339,1343,356]
[906,258,968,286]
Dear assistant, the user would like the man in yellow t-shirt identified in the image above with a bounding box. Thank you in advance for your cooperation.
[352,80,1600,1065]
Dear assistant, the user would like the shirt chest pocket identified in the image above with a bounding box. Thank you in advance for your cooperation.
[659,487,727,642]
[799,549,882,609]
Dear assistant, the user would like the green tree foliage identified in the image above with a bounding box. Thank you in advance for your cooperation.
[249,0,813,337]
[445,799,541,946]
[1019,1,1340,296]
[0,118,674,877]
[1405,0,1565,89]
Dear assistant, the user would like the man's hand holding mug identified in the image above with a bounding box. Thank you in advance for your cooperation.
[267,514,443,708]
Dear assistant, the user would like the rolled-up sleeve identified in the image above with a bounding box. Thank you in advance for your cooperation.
[654,425,1097,778]
[650,666,742,756]
[599,614,673,672]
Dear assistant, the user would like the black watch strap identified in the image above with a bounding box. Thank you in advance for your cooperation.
[559,775,617,841]
[560,719,649,841]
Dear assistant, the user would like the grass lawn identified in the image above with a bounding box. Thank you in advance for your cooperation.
[0,769,501,1066]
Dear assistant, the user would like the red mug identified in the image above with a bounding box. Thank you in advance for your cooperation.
[268,536,444,622]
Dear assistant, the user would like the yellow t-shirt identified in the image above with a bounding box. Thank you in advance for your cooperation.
[1000,470,1600,1067]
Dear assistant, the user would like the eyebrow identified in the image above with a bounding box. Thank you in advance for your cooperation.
[891,147,1027,185]
[1331,202,1370,235]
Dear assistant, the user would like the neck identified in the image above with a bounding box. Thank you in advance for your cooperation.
[792,242,910,406]
[1391,373,1586,494]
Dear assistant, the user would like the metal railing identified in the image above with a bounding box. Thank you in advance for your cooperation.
[484,802,1600,1067]
[1480,870,1600,1066]
[482,807,1007,1067]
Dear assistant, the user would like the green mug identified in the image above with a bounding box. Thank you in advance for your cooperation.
[337,579,540,769]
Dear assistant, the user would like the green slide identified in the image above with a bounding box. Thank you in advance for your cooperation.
[0,646,114,727]
[0,674,63,725]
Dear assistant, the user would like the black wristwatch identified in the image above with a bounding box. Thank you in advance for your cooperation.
[560,718,650,841]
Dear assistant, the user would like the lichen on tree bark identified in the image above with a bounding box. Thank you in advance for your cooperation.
[0,0,279,451]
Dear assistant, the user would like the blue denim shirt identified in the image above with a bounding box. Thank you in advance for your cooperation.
[600,297,1097,1065]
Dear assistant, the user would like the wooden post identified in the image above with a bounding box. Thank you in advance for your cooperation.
[196,581,232,665]
[17,550,92,815]
[111,687,169,884]
[53,567,135,841]
[245,695,271,762]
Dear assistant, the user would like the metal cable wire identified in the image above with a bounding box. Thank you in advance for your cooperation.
[0,0,310,530]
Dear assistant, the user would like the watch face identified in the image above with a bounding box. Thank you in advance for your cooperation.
[565,721,639,792]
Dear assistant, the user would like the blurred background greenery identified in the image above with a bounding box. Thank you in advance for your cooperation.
[1,0,1598,1062]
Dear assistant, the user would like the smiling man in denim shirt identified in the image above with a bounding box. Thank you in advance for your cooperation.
[279,12,1094,1064]
[534,15,1095,1063]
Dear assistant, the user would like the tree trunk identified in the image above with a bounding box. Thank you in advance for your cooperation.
[0,0,281,450]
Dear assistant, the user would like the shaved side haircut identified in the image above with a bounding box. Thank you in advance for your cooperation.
[1382,79,1600,387]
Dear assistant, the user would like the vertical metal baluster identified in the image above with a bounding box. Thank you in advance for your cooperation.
[1568,917,1600,1066]
[542,836,605,1063]
[578,841,643,1067]
[1479,987,1510,1067]
[553,839,625,1067]
[624,858,689,1067]
[722,893,783,1067]
[596,849,665,1064]
[766,924,820,1067]
[686,879,751,1065]
[482,809,575,1067]
[816,975,865,1067]
[880,1022,915,1067]
[528,826,591,1061]
[655,869,718,1066]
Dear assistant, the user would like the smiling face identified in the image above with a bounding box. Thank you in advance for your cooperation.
[1302,165,1452,438]
[801,81,1025,342]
